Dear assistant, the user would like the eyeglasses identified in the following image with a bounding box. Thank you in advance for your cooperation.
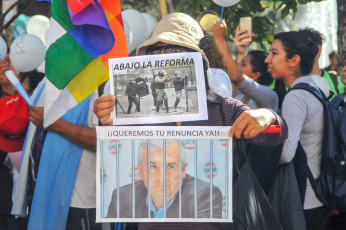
[146,45,193,55]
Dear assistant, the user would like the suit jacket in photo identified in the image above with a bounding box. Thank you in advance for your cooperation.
[106,174,222,219]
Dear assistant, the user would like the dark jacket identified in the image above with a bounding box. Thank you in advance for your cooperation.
[125,83,137,97]
[173,77,185,92]
[107,174,222,218]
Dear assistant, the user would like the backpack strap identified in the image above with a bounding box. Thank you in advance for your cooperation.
[290,83,330,160]
[289,82,327,103]
[290,83,327,203]
[336,105,346,162]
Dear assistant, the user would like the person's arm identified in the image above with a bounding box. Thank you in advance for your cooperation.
[29,105,97,152]
[237,75,279,112]
[224,97,288,146]
[124,85,128,95]
[279,92,307,164]
[155,76,167,83]
[212,21,244,85]
[233,24,251,64]
[165,76,173,82]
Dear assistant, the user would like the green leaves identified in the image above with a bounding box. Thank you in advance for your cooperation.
[121,0,323,49]
[174,0,324,49]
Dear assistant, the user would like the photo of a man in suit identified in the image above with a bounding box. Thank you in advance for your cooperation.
[106,140,222,219]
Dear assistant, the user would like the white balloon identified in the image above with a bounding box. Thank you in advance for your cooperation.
[0,37,7,59]
[121,9,146,54]
[141,13,158,40]
[26,15,50,46]
[10,34,46,72]
[212,0,240,7]
[37,60,45,73]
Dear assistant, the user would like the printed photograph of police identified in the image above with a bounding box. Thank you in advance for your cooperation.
[154,69,172,113]
[114,66,199,118]
[173,71,188,112]
[106,140,222,218]
[125,78,140,114]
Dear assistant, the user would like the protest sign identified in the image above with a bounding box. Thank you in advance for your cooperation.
[108,52,208,125]
[96,126,232,222]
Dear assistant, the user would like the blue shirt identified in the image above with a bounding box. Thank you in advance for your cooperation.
[146,195,176,218]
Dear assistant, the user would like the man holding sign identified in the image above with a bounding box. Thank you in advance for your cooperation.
[107,140,222,218]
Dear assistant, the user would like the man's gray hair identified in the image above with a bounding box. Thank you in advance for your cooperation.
[138,140,187,167]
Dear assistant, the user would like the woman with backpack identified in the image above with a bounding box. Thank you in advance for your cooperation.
[265,31,329,229]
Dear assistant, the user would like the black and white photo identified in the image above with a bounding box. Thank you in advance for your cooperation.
[108,52,208,125]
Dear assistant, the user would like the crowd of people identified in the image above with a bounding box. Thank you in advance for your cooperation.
[0,8,345,230]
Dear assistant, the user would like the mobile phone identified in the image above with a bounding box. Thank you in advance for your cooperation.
[239,16,252,43]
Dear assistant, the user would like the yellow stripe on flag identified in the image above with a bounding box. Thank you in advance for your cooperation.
[67,58,109,103]
[103,9,114,21]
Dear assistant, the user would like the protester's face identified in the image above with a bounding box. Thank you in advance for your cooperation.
[0,73,9,85]
[331,54,338,67]
[140,141,186,208]
[241,55,253,77]
[146,42,190,55]
[341,58,346,85]
[241,55,260,81]
[265,40,290,80]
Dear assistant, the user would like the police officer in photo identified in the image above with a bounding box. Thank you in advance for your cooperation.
[154,69,172,114]
[173,71,187,111]
[150,78,157,108]
[125,78,140,114]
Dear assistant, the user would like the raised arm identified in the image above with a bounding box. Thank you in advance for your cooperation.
[237,75,279,112]
[155,75,167,83]
[233,24,251,64]
[212,21,243,85]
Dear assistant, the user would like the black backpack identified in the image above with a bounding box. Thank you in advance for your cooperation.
[291,83,346,211]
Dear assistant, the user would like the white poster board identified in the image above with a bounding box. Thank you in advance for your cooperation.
[96,126,233,222]
[108,52,208,125]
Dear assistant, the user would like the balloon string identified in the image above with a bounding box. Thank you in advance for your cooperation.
[220,7,225,22]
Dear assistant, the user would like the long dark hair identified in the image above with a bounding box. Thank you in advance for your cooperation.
[247,50,272,86]
[274,31,314,76]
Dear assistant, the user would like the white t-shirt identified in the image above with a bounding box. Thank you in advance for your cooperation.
[70,91,99,208]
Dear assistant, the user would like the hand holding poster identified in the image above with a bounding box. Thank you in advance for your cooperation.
[96,126,232,222]
[108,52,208,125]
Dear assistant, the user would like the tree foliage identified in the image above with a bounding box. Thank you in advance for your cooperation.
[174,0,324,49]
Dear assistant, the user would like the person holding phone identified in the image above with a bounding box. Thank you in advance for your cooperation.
[211,20,279,112]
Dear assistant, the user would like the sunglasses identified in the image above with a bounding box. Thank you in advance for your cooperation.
[146,45,194,55]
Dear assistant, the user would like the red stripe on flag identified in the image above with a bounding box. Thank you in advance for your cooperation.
[67,0,93,14]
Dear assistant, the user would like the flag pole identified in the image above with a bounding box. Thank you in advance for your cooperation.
[159,0,168,18]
